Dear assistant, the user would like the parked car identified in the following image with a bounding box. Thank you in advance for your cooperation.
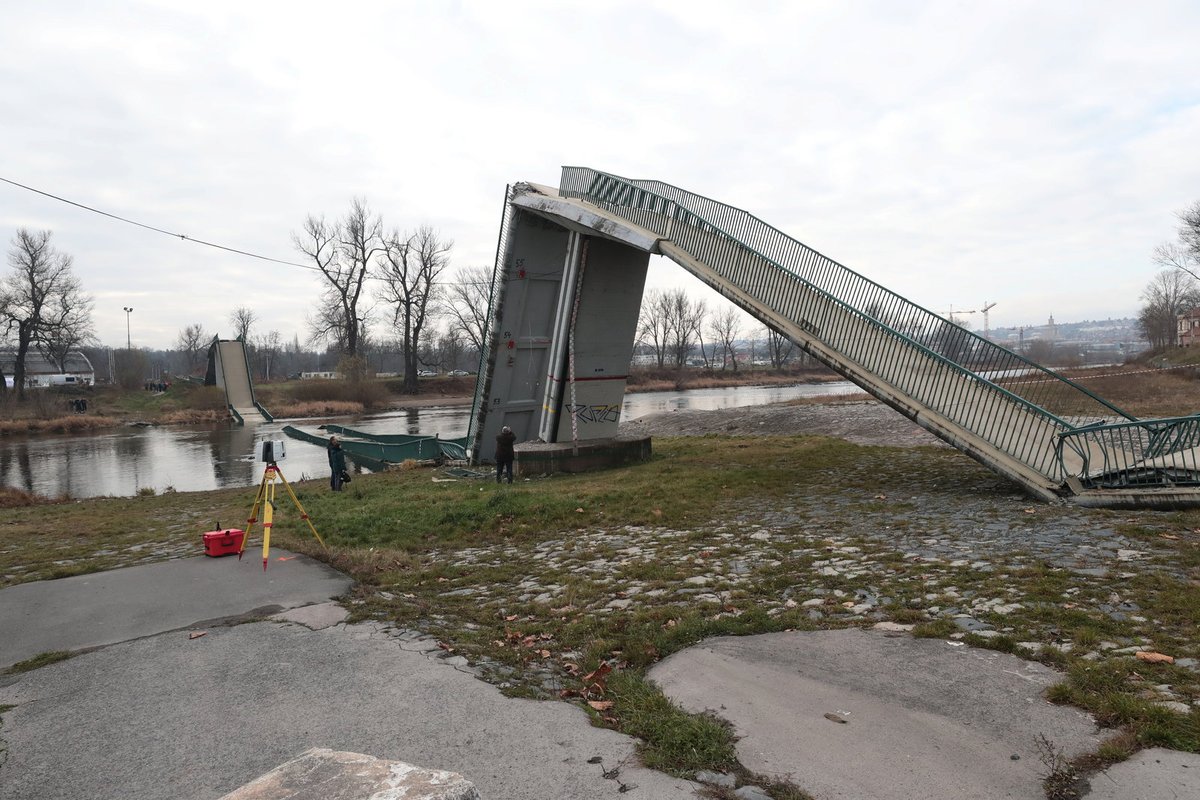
[448,369,470,377]
[418,370,437,378]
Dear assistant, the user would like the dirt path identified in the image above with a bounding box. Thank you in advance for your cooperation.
[619,399,947,448]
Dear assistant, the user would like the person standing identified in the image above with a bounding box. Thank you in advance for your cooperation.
[327,436,347,491]
[495,425,516,484]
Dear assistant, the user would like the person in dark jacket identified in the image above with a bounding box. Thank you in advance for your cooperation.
[327,436,347,491]
[495,425,516,484]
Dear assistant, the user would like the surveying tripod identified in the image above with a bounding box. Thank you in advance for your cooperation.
[240,462,327,570]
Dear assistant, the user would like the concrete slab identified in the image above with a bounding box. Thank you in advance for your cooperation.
[0,551,351,668]
[1086,748,1200,799]
[219,747,480,800]
[270,602,349,630]
[649,629,1102,800]
[0,620,697,800]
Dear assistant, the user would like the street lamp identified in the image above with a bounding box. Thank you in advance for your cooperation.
[122,307,133,349]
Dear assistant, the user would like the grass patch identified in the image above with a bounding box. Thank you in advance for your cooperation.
[606,671,738,776]
[0,486,253,588]
[1048,660,1200,751]
[4,650,75,675]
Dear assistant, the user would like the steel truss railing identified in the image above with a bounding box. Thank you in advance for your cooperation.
[467,184,517,457]
[559,166,1200,490]
[1058,416,1200,487]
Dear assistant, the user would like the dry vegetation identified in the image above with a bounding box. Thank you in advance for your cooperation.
[1061,366,1200,418]
[0,487,63,508]
[269,400,365,418]
[0,415,122,435]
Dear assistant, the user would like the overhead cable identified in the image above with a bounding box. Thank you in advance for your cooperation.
[0,175,319,271]
[0,174,497,286]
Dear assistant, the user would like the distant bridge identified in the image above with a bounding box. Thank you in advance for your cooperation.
[207,337,272,425]
[468,167,1200,509]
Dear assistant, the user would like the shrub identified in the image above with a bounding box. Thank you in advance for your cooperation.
[287,379,388,408]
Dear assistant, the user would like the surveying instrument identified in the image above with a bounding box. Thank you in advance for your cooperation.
[240,440,327,570]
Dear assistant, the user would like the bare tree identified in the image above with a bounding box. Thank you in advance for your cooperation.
[114,347,149,391]
[709,306,742,371]
[38,281,96,372]
[1152,201,1200,282]
[638,289,670,368]
[175,324,208,374]
[379,225,451,393]
[294,198,382,358]
[764,324,795,369]
[229,307,256,342]
[1,229,93,399]
[1154,241,1200,283]
[442,265,493,353]
[255,330,282,381]
[662,288,706,367]
[1138,269,1199,349]
[435,329,466,372]
[1180,200,1200,263]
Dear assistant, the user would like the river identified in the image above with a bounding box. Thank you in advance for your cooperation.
[0,381,864,499]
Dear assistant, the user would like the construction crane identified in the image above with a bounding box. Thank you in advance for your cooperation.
[980,301,997,338]
[940,305,977,327]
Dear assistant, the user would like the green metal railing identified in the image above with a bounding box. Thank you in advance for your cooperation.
[559,167,1200,490]
[1058,416,1200,487]
[467,184,517,458]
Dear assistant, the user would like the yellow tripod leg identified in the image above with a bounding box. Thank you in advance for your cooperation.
[240,471,269,560]
[276,468,328,551]
[261,473,276,571]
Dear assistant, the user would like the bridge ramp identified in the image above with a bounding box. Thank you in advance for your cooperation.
[212,338,271,424]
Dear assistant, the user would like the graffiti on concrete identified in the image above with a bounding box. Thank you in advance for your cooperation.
[566,404,621,424]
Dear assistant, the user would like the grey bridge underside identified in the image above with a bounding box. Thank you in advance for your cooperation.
[211,339,269,424]
[472,182,1200,508]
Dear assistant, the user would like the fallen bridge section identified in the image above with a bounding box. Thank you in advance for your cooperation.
[208,337,272,424]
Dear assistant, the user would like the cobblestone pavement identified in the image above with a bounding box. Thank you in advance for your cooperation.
[363,444,1197,713]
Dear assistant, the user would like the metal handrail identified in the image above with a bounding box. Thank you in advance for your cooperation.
[1056,415,1200,487]
[558,166,1154,484]
[467,185,517,456]
[563,167,1130,418]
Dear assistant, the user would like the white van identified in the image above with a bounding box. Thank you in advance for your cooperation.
[47,375,88,386]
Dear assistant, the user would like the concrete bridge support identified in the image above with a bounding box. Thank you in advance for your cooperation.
[471,188,650,464]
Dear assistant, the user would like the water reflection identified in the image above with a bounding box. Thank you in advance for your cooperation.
[620,381,863,418]
[0,381,861,499]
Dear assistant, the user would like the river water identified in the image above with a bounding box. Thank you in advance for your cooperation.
[0,381,863,499]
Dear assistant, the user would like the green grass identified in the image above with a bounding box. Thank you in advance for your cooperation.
[1047,660,1200,752]
[607,671,738,775]
[4,650,75,675]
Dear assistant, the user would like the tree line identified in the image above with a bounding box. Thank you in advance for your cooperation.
[1138,201,1200,349]
[636,287,814,371]
[291,198,491,393]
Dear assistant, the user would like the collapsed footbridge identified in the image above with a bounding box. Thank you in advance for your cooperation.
[468,167,1200,508]
[207,337,272,425]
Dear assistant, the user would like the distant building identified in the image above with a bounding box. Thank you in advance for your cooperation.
[1178,309,1200,347]
[0,351,95,388]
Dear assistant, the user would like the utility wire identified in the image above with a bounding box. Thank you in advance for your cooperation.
[0,175,499,287]
[0,175,320,271]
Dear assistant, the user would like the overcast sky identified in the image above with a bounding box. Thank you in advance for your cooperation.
[2,1,1198,350]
